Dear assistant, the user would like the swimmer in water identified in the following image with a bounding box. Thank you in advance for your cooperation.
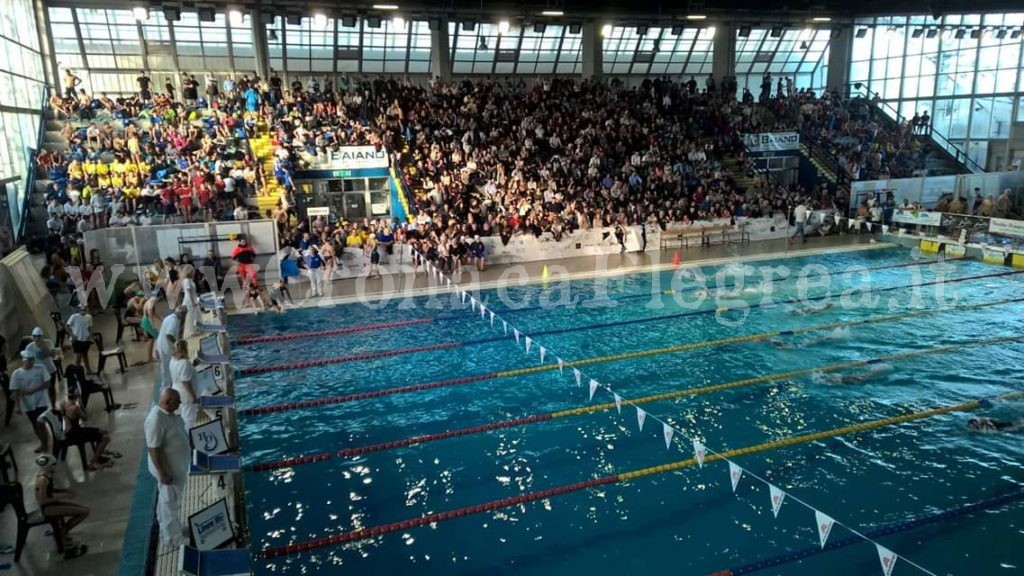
[788,302,834,316]
[967,417,1024,432]
[824,363,892,384]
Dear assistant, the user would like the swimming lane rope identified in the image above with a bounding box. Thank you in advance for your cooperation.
[243,329,1024,471]
[232,317,434,345]
[239,294,1024,416]
[257,389,1024,558]
[708,488,1024,575]
[236,269,1024,375]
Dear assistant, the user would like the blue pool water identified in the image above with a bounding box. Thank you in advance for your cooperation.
[231,247,1024,575]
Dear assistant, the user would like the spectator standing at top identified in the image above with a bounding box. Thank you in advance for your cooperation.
[137,70,152,101]
[63,69,82,98]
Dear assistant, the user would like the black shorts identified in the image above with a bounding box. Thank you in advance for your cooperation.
[25,407,46,426]
[67,426,104,444]
[370,251,380,264]
[72,339,92,355]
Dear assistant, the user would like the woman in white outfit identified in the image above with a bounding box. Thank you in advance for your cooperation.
[169,339,200,430]
[180,266,200,338]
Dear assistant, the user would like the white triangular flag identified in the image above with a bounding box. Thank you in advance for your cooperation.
[490,311,495,326]
[663,423,674,449]
[447,278,452,288]
[876,544,898,576]
[470,297,477,312]
[614,393,622,414]
[539,346,546,363]
[502,320,508,335]
[882,224,889,234]
[588,379,599,401]
[513,329,520,344]
[524,336,532,353]
[769,484,786,518]
[636,407,646,431]
[815,511,834,550]
[848,218,856,230]
[729,462,742,492]
[693,439,706,468]
[557,357,564,374]
[480,304,487,319]
[866,222,874,232]
[461,291,467,304]
[573,368,581,387]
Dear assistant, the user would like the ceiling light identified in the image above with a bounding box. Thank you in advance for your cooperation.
[637,25,648,36]
[132,6,148,21]
[372,4,399,10]
[366,17,382,28]
[1012,28,1022,39]
[829,28,841,39]
[996,28,1007,39]
[969,28,981,39]
[926,28,938,38]
[855,28,868,38]
[541,10,563,17]
[569,23,581,34]
[738,25,751,37]
[534,22,546,33]
[770,26,783,38]
[686,14,707,20]
[954,28,966,39]
[812,17,831,22]
[392,16,406,30]
[911,28,924,38]
[312,13,327,28]
[198,6,215,22]
[462,21,475,31]
[341,16,357,27]
[229,10,244,26]
[601,24,612,36]
[498,20,509,34]
[671,25,683,36]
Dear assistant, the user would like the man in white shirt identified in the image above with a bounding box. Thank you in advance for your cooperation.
[25,326,59,406]
[156,305,186,389]
[10,350,52,453]
[145,388,190,546]
[77,218,94,235]
[792,201,809,243]
[67,306,94,373]
[47,214,64,236]
[232,202,247,221]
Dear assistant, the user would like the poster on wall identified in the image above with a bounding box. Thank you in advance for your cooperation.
[742,132,800,153]
[892,209,943,226]
[328,146,390,170]
[989,218,1024,238]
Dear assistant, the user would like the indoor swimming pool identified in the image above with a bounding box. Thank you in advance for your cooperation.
[230,246,1024,575]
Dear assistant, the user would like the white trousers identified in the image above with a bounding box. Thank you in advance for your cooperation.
[307,267,324,296]
[156,482,186,546]
[180,401,200,431]
[159,354,172,389]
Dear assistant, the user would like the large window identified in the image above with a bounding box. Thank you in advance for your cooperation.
[602,26,714,75]
[269,17,431,76]
[850,13,1024,170]
[48,4,259,96]
[450,23,581,74]
[735,27,830,96]
[1,0,45,239]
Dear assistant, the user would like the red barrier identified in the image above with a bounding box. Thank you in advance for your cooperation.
[260,475,620,558]
[239,341,462,376]
[233,317,434,345]
[240,372,499,416]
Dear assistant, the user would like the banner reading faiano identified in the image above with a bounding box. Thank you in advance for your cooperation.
[328,146,390,170]
[743,132,800,153]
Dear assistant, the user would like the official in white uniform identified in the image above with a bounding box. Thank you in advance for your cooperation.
[155,306,186,389]
[169,340,200,430]
[145,388,190,546]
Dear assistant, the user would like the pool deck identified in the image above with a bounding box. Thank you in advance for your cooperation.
[0,233,889,576]
[232,234,892,313]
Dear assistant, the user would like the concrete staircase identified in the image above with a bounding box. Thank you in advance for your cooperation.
[248,132,285,216]
[798,143,839,185]
[720,157,756,191]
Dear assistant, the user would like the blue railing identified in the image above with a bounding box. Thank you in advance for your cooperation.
[17,84,50,244]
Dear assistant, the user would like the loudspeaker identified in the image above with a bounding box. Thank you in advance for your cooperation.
[163,6,181,22]
[569,23,581,34]
[341,16,357,27]
[286,15,302,26]
[197,6,215,22]
[534,22,546,34]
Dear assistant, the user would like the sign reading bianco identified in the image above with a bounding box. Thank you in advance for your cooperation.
[743,132,800,153]
[329,146,389,170]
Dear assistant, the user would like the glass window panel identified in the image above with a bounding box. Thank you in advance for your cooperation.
[989,96,1012,138]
